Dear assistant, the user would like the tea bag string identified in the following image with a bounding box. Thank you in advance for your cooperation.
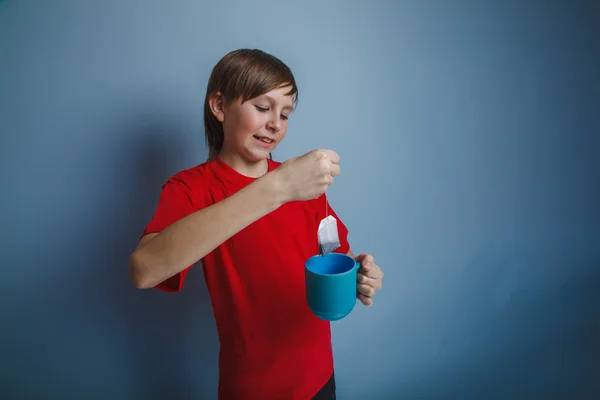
[324,191,328,217]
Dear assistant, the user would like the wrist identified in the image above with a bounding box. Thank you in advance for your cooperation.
[260,169,289,207]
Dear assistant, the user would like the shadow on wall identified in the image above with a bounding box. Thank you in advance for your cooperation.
[109,118,218,399]
[25,115,220,399]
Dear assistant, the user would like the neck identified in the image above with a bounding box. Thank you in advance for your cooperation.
[218,150,269,178]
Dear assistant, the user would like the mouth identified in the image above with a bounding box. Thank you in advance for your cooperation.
[253,135,275,145]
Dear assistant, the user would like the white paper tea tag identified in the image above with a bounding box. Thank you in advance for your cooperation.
[318,215,341,256]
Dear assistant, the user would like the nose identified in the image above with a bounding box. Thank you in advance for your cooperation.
[266,116,281,133]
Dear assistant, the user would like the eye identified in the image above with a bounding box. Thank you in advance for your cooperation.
[255,105,268,112]
[280,114,289,120]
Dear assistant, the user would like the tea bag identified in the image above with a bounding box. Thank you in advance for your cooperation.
[318,194,341,256]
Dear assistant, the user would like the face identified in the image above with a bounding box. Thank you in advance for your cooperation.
[211,85,294,164]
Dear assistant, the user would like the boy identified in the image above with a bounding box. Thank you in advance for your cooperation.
[129,49,383,399]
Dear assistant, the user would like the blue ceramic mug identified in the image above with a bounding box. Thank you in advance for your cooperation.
[305,253,360,321]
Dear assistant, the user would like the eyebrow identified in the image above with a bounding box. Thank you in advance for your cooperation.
[262,95,294,112]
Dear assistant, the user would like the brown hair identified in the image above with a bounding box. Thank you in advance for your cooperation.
[203,49,298,160]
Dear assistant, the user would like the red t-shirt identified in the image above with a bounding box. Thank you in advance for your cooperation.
[142,156,350,399]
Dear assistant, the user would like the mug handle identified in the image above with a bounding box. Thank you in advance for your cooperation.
[354,260,361,298]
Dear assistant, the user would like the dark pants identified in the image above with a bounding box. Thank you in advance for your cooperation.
[312,372,336,399]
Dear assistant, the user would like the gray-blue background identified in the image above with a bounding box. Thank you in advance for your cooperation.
[1,0,599,398]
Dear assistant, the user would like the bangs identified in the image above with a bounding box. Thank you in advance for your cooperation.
[214,49,298,107]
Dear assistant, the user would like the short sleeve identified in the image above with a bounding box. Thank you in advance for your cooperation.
[142,175,199,292]
[314,194,351,255]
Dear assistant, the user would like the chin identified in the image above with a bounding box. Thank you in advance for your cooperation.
[246,147,276,162]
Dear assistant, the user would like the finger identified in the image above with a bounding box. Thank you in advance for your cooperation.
[330,163,341,177]
[358,254,375,272]
[358,293,373,306]
[363,265,383,280]
[358,276,382,290]
[354,253,368,262]
[322,149,340,164]
[357,283,376,297]
[356,273,382,289]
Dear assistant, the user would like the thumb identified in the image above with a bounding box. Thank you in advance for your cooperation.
[355,253,372,271]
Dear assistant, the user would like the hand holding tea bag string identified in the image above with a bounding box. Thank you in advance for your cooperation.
[273,149,341,255]
[275,149,340,202]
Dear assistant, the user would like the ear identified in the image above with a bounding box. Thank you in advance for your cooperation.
[208,92,227,123]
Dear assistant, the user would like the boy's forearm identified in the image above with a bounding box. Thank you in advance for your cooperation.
[129,171,285,288]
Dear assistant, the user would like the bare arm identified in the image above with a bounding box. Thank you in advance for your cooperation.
[129,148,341,289]
[128,171,285,289]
